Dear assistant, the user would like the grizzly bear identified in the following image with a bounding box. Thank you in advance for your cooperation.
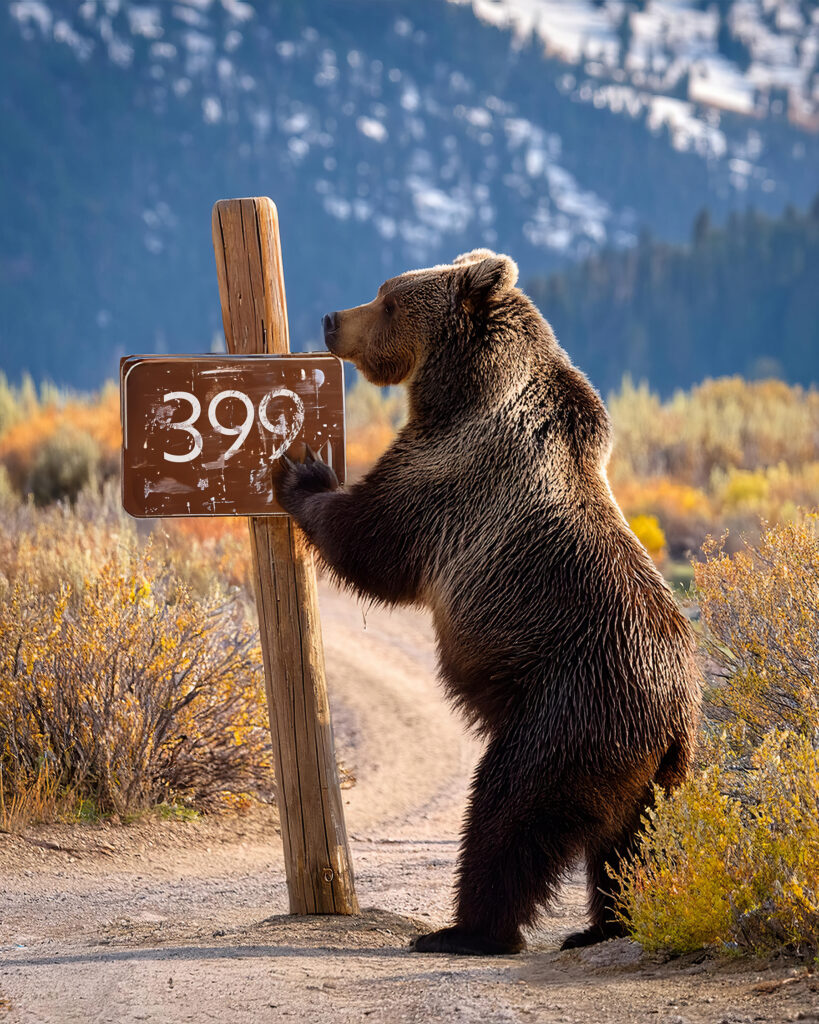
[275,249,700,955]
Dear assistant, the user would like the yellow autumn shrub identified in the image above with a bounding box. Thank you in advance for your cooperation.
[628,513,667,563]
[716,467,771,511]
[696,516,819,740]
[615,732,819,955]
[616,518,819,955]
[0,496,270,822]
[614,760,742,953]
[705,462,819,544]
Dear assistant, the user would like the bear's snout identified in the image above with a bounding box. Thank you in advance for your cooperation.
[323,312,339,352]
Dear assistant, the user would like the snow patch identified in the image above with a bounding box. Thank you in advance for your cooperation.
[128,6,162,39]
[220,0,254,22]
[356,116,388,142]
[10,1,53,34]
[202,95,222,123]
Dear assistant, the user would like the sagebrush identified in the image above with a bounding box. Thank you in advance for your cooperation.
[696,516,819,741]
[614,732,819,955]
[615,518,819,955]
[0,495,270,822]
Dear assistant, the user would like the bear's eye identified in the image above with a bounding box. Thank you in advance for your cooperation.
[383,298,396,316]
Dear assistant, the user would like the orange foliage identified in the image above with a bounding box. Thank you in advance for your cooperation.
[157,517,252,591]
[345,420,397,480]
[614,477,713,557]
[162,517,247,545]
[0,388,120,491]
[615,476,712,519]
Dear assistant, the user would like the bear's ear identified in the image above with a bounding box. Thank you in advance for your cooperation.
[456,252,519,307]
[453,248,498,267]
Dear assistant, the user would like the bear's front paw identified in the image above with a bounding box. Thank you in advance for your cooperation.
[410,926,523,956]
[274,444,339,516]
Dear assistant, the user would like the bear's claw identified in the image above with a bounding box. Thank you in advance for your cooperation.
[411,926,523,956]
[274,444,339,514]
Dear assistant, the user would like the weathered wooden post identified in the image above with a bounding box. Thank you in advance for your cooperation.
[211,197,358,915]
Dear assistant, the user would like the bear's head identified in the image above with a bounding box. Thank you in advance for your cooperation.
[322,249,519,386]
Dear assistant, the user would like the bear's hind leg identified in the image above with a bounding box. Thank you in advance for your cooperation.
[562,740,697,950]
[563,741,697,950]
[561,794,649,950]
[412,738,585,955]
[560,839,633,949]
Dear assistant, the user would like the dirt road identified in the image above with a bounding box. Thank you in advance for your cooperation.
[1,584,817,1023]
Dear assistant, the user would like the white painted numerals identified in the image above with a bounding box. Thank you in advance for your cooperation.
[163,392,203,462]
[162,388,305,463]
[259,388,305,459]
[208,390,254,459]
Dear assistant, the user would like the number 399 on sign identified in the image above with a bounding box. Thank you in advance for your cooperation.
[120,354,346,517]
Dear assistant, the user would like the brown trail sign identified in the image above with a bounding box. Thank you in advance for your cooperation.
[120,196,358,916]
[120,353,345,518]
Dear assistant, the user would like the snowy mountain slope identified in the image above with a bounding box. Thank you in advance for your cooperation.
[2,0,817,388]
[458,0,818,127]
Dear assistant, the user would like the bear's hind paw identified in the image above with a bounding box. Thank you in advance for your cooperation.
[560,922,627,950]
[411,926,523,956]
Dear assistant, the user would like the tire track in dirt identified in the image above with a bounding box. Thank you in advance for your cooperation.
[317,580,483,841]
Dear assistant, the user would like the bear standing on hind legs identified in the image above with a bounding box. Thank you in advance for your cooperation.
[274,249,701,955]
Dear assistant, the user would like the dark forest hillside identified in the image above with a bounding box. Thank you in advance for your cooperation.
[528,198,819,396]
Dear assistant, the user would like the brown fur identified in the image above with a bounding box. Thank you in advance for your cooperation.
[276,249,701,955]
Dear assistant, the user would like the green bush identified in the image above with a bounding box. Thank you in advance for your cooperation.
[27,426,101,505]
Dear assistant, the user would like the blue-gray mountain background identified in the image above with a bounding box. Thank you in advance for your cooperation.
[2,0,818,393]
